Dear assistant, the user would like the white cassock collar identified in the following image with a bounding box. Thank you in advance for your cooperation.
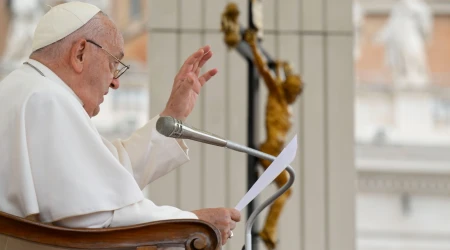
[24,59,84,106]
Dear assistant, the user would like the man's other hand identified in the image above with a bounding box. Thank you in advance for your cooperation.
[160,45,218,122]
[192,207,241,245]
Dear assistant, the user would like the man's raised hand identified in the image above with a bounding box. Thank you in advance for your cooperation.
[160,45,218,121]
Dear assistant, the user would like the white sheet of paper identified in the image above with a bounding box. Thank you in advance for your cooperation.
[235,135,298,211]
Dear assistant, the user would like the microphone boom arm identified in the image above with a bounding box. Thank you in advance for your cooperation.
[155,116,295,249]
[226,141,295,250]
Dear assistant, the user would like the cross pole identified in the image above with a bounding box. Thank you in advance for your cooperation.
[232,1,276,249]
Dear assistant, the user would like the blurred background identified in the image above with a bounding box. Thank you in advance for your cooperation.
[2,0,450,249]
[355,1,450,249]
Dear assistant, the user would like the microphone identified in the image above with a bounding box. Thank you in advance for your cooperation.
[156,116,278,157]
[156,115,295,250]
[156,116,227,147]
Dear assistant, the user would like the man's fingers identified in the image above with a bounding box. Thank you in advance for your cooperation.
[221,232,228,245]
[197,50,213,70]
[177,48,205,78]
[229,220,236,231]
[200,45,211,56]
[195,67,201,77]
[199,69,218,86]
[178,45,211,78]
[229,208,241,222]
[192,50,213,77]
[185,45,211,71]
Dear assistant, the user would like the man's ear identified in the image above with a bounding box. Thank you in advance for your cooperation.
[70,39,88,74]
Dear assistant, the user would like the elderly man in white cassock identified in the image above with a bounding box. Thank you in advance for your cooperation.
[0,1,240,249]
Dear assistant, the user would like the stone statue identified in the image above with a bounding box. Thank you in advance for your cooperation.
[376,0,433,88]
[244,29,303,250]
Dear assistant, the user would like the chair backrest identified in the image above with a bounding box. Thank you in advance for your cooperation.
[0,211,221,250]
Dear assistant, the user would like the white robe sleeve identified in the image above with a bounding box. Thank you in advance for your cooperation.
[110,198,198,227]
[55,115,199,228]
[110,116,190,189]
[54,199,197,228]
[53,210,113,228]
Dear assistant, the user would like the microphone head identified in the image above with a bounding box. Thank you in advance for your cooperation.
[156,116,182,138]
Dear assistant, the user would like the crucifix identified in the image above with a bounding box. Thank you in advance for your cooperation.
[221,1,304,250]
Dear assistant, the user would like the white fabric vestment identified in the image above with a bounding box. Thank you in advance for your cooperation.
[0,60,197,250]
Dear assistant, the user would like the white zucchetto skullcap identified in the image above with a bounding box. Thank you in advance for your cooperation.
[32,1,101,52]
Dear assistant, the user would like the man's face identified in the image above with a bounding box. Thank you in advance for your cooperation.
[79,23,124,117]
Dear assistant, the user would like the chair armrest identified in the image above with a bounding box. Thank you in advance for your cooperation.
[0,211,221,249]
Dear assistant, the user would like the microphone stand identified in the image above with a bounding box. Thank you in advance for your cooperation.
[155,115,295,250]
[226,141,295,250]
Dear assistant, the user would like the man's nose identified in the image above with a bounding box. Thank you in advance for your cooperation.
[110,78,120,89]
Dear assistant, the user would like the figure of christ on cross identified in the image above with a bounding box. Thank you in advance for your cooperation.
[244,29,303,250]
